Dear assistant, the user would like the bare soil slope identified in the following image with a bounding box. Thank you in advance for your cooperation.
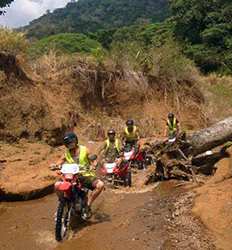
[0,55,206,145]
[193,148,232,250]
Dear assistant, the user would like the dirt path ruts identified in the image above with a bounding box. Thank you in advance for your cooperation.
[0,181,215,250]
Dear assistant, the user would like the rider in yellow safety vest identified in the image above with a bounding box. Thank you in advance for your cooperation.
[99,129,121,163]
[54,132,104,218]
[165,113,180,137]
[122,119,140,147]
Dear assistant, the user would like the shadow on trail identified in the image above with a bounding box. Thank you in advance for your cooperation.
[70,211,111,234]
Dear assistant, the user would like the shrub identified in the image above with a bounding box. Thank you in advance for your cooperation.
[28,33,102,57]
[150,40,199,83]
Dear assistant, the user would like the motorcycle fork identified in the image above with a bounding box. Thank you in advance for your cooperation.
[77,190,88,211]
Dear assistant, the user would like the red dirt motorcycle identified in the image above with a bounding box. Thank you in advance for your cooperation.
[54,163,89,242]
[123,142,146,170]
[100,159,132,187]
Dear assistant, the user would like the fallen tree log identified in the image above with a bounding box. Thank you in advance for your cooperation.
[145,117,232,183]
[192,150,229,167]
[148,117,232,158]
[188,117,232,156]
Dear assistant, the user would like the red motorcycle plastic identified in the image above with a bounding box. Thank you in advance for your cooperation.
[54,163,89,241]
[123,143,146,169]
[100,159,132,187]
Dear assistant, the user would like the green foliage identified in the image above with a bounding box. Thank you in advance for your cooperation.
[0,0,14,8]
[112,25,144,45]
[92,47,106,65]
[92,21,174,49]
[149,40,197,83]
[28,33,102,57]
[185,44,221,73]
[0,28,28,55]
[24,0,169,39]
[88,29,117,49]
[111,23,163,46]
[170,0,232,73]
[13,0,232,75]
[201,26,228,46]
[0,0,14,14]
[110,41,147,70]
[110,38,196,85]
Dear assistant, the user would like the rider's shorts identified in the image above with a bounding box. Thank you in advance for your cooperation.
[79,175,98,191]
[125,140,138,146]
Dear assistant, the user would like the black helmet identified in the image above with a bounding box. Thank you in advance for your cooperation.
[89,154,97,162]
[107,128,116,136]
[168,113,174,119]
[126,119,134,126]
[63,132,78,146]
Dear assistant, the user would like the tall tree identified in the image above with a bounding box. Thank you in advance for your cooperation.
[24,0,169,39]
[0,0,14,8]
[170,0,232,73]
[0,0,14,14]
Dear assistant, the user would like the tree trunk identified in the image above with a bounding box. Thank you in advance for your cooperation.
[188,117,232,156]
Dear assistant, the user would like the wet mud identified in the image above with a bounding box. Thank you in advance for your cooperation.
[0,181,215,250]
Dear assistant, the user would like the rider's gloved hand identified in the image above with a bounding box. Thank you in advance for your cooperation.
[50,163,59,171]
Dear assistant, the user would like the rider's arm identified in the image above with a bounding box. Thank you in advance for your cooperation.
[97,142,107,156]
[50,154,65,170]
[121,131,127,143]
[56,155,66,167]
[89,154,98,170]
[86,147,91,162]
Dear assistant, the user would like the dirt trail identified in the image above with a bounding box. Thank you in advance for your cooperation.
[0,137,218,250]
[0,181,215,250]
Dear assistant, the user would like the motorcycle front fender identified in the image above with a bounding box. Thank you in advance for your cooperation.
[55,181,72,199]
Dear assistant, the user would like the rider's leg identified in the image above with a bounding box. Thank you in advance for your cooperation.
[133,140,139,154]
[87,179,104,207]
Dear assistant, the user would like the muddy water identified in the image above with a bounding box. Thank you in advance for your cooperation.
[0,195,57,250]
[0,182,177,250]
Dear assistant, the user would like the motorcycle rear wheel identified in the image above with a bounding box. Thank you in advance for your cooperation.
[124,171,132,187]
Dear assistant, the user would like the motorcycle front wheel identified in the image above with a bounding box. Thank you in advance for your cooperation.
[55,200,71,242]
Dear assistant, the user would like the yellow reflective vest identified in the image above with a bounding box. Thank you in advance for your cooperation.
[124,126,138,141]
[105,138,120,153]
[65,145,94,177]
[167,118,177,132]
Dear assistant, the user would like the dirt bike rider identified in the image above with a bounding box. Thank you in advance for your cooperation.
[54,132,104,218]
[122,119,140,151]
[98,129,122,163]
[165,112,180,139]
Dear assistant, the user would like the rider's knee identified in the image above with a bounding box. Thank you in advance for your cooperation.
[96,180,104,190]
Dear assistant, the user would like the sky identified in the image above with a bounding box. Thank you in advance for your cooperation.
[0,0,70,28]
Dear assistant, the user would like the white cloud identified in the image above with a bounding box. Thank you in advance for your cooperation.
[0,0,70,28]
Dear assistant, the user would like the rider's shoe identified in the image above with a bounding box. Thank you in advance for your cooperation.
[81,205,92,220]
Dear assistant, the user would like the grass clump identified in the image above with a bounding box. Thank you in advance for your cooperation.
[0,28,29,55]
